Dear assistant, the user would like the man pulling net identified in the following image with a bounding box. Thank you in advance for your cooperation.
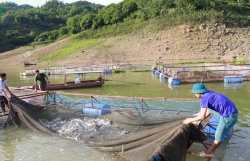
[5,91,209,161]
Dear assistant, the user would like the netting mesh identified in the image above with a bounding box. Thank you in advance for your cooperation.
[162,64,250,78]
[85,118,206,161]
[7,93,207,161]
[8,94,55,135]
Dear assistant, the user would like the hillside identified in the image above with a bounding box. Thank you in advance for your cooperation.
[1,23,249,67]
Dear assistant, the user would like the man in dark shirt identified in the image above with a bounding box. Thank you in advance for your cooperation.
[34,70,50,91]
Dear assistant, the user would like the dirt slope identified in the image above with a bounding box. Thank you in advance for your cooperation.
[1,23,250,66]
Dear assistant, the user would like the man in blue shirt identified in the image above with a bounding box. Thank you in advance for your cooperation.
[183,83,238,158]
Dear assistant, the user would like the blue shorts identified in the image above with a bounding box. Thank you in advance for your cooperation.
[208,109,238,142]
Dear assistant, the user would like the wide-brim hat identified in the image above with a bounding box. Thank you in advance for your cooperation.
[191,83,209,94]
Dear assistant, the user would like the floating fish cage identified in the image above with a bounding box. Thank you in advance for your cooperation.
[224,76,243,83]
[152,63,250,83]
[47,93,200,117]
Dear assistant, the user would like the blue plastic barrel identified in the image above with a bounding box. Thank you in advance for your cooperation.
[224,82,243,89]
[224,76,243,83]
[155,71,160,76]
[159,77,167,83]
[168,84,180,90]
[82,103,111,115]
[168,77,180,85]
[203,116,233,139]
[103,69,112,73]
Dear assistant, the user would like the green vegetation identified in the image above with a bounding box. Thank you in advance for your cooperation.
[0,0,103,52]
[42,38,106,61]
[0,0,250,54]
[177,61,205,64]
[113,69,126,73]
[231,56,246,64]
[131,69,151,72]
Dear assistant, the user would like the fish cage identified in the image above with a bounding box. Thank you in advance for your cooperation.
[153,64,250,83]
[4,89,222,161]
[46,92,200,118]
[46,92,217,161]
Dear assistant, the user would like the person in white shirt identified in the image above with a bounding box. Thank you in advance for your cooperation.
[0,73,12,115]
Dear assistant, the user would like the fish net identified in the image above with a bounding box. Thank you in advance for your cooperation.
[8,93,55,135]
[85,114,206,161]
[7,93,207,161]
[162,64,250,79]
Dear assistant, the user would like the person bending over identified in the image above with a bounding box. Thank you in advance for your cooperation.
[0,73,12,115]
[34,70,50,91]
[183,83,238,158]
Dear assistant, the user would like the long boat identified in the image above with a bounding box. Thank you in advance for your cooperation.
[28,71,105,90]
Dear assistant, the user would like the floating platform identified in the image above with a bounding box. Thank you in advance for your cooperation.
[152,63,250,84]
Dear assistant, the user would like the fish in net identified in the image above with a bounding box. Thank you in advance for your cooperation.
[7,94,207,161]
[85,110,207,161]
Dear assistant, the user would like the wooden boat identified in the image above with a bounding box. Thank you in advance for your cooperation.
[20,72,34,76]
[30,71,104,90]
[24,62,36,66]
[45,80,104,90]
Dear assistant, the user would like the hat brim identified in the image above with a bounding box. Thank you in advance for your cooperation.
[191,89,208,94]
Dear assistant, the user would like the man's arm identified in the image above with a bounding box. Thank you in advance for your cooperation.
[183,107,208,124]
[4,85,12,94]
[45,75,50,84]
[34,80,38,91]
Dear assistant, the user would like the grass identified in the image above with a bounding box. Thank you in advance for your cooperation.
[232,56,246,64]
[177,61,205,65]
[42,38,106,61]
[4,7,249,64]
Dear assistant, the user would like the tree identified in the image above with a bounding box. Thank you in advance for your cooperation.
[59,26,69,36]
[67,15,82,34]
[80,13,96,30]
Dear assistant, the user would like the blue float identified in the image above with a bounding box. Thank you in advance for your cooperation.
[168,77,180,85]
[168,84,180,90]
[224,82,243,89]
[203,115,233,139]
[152,69,156,74]
[224,76,243,83]
[103,69,112,73]
[82,103,111,115]
[160,77,167,83]
[155,70,160,76]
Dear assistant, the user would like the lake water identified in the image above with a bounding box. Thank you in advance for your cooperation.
[0,65,250,161]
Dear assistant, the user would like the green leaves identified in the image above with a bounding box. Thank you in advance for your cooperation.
[0,5,3,15]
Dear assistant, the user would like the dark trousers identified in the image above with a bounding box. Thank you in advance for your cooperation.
[0,96,8,112]
[39,84,47,91]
